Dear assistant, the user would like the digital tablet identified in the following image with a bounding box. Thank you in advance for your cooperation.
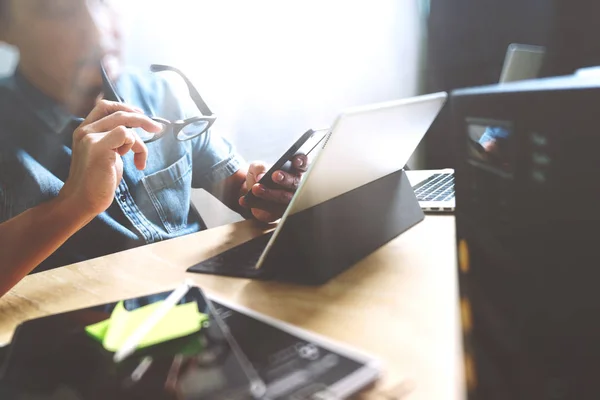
[0,287,265,400]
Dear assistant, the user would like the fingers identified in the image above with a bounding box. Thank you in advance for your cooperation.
[481,140,499,154]
[239,155,308,222]
[270,170,302,191]
[252,208,282,223]
[239,196,286,222]
[239,197,280,223]
[251,184,294,205]
[85,110,163,137]
[100,126,148,170]
[82,99,144,126]
[246,161,268,187]
[132,136,149,170]
[290,154,309,172]
[76,101,161,146]
[128,130,148,170]
[73,101,155,171]
[265,154,307,190]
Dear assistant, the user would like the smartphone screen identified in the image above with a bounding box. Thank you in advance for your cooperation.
[0,287,265,400]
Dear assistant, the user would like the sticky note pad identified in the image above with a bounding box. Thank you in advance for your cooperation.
[85,301,208,352]
[86,319,110,340]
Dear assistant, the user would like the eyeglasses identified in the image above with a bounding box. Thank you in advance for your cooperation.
[100,63,216,143]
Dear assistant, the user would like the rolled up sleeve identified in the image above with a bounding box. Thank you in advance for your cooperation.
[190,130,246,189]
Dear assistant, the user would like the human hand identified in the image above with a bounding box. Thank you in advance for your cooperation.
[58,100,163,219]
[476,126,511,164]
[479,137,511,170]
[481,138,500,155]
[238,154,309,222]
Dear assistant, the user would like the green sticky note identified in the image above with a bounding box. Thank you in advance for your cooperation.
[85,319,110,341]
[85,300,208,352]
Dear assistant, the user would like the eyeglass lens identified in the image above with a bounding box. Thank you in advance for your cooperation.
[177,120,211,141]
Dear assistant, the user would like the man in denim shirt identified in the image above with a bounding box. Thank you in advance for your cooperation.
[0,0,306,295]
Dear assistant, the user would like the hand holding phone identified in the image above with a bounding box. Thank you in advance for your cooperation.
[243,129,329,209]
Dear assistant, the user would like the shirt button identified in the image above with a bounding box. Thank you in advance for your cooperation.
[119,194,128,203]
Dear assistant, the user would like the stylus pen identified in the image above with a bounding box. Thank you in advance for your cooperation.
[113,279,194,363]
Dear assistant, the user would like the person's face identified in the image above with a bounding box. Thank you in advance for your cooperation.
[0,0,124,115]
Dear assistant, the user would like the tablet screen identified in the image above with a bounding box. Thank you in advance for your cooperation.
[211,299,380,399]
[0,287,264,400]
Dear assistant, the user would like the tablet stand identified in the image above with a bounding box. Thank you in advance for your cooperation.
[188,169,424,285]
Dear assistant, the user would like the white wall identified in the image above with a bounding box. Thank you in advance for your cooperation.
[121,0,426,227]
[1,1,426,227]
[121,0,424,161]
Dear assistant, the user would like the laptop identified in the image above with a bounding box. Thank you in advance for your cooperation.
[409,43,546,213]
[499,43,546,83]
[188,92,447,279]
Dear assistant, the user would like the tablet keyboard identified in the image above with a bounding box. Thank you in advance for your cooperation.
[187,232,274,278]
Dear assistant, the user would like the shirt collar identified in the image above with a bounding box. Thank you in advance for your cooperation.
[12,68,80,135]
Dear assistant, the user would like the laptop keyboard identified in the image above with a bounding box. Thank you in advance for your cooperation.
[413,173,455,202]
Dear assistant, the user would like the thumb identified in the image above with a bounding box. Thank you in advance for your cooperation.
[247,161,268,186]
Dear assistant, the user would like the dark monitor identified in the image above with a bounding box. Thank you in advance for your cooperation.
[539,0,600,77]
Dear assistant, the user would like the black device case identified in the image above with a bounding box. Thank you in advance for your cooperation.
[189,169,424,285]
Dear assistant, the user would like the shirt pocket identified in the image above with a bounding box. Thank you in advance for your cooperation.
[141,153,193,234]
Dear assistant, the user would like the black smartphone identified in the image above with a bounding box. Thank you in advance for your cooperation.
[244,128,330,208]
[0,286,265,400]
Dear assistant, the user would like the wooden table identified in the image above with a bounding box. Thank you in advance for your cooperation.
[0,215,463,400]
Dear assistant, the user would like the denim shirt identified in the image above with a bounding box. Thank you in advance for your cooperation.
[0,69,245,272]
[479,126,510,145]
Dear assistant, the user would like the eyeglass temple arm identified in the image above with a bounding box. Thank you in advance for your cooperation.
[100,62,124,103]
[150,64,213,116]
